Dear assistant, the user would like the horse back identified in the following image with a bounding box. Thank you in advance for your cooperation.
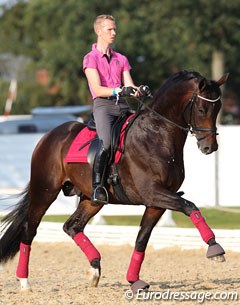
[32,121,85,166]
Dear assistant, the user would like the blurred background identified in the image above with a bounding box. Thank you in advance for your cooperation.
[0,0,240,230]
[0,0,239,120]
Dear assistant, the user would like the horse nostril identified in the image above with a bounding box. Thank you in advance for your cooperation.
[203,146,211,154]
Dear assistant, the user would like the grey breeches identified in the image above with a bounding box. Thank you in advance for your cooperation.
[93,97,130,149]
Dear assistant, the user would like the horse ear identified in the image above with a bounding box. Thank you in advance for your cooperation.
[216,73,229,86]
[199,78,207,92]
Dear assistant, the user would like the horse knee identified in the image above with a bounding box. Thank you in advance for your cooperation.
[181,199,199,216]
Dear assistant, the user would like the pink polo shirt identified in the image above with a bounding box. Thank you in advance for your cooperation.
[83,43,131,98]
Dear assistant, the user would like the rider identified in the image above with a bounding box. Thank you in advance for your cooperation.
[83,14,141,205]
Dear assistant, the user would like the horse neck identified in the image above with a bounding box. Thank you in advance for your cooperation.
[150,91,188,128]
[152,89,185,116]
[137,108,188,157]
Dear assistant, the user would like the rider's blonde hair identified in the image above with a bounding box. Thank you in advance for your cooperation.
[94,15,115,34]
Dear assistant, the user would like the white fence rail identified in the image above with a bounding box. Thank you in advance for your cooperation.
[34,222,240,252]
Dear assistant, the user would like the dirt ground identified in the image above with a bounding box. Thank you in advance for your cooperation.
[0,242,239,305]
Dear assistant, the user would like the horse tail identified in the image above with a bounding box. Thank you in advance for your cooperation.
[0,184,30,264]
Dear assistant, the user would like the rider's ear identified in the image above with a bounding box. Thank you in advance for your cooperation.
[216,73,229,86]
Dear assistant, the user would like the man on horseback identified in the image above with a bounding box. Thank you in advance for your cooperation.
[83,15,141,205]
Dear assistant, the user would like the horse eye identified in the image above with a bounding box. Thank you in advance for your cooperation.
[198,108,205,115]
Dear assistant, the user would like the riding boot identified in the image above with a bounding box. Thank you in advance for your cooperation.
[91,143,109,205]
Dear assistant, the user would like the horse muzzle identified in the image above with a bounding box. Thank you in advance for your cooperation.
[197,135,218,155]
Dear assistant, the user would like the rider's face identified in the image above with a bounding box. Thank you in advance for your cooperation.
[97,19,116,45]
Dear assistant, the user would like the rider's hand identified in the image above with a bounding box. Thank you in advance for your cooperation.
[139,85,153,97]
[119,86,137,97]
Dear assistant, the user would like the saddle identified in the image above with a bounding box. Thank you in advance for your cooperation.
[86,112,133,166]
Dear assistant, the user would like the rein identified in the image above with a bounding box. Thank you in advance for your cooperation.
[137,92,220,135]
[137,97,190,133]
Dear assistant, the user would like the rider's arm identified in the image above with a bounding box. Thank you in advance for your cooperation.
[122,70,140,97]
[85,68,121,97]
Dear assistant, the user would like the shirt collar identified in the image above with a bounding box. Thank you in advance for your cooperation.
[92,43,113,58]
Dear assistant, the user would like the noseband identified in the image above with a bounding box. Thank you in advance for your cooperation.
[187,92,220,136]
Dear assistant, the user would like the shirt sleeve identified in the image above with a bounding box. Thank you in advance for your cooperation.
[122,55,132,72]
[83,53,97,72]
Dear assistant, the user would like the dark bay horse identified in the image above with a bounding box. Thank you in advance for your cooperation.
[0,70,228,293]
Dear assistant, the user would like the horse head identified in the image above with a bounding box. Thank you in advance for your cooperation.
[186,73,229,154]
[152,71,228,155]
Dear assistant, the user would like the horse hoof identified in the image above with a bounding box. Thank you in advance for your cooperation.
[207,243,225,259]
[87,267,100,287]
[19,288,32,294]
[210,254,226,262]
[131,280,150,294]
[17,278,32,292]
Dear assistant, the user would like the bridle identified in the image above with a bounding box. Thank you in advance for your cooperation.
[138,91,221,136]
[187,92,220,136]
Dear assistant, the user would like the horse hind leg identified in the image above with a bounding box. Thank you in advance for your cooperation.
[63,198,103,287]
[0,185,32,292]
[16,187,60,292]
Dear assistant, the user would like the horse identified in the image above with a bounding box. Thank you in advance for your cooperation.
[0,70,228,293]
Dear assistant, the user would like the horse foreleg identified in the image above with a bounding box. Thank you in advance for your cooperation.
[189,209,225,261]
[63,199,103,287]
[176,196,225,260]
[146,188,225,261]
[127,207,165,293]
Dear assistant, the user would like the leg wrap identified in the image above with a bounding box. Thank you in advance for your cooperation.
[126,250,145,282]
[190,210,215,243]
[16,243,31,278]
[73,232,101,263]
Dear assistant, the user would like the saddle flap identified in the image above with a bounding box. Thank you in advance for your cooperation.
[64,113,136,165]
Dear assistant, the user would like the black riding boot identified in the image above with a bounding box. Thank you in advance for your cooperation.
[91,144,109,205]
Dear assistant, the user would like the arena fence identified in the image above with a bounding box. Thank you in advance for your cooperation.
[34,222,240,252]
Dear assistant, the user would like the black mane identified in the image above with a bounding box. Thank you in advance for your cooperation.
[155,70,203,98]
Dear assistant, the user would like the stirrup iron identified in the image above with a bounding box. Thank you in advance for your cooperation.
[92,185,109,205]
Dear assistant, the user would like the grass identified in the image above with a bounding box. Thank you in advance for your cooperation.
[172,207,240,229]
[41,207,240,229]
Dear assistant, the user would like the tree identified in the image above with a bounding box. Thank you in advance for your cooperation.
[0,0,240,118]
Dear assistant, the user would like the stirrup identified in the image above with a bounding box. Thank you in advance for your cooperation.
[92,185,109,205]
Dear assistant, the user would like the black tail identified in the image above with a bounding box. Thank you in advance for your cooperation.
[0,184,30,264]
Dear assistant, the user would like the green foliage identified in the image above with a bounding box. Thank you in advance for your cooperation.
[41,207,240,229]
[0,0,240,114]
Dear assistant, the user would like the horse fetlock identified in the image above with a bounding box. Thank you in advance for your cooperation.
[207,237,217,246]
[90,258,101,270]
